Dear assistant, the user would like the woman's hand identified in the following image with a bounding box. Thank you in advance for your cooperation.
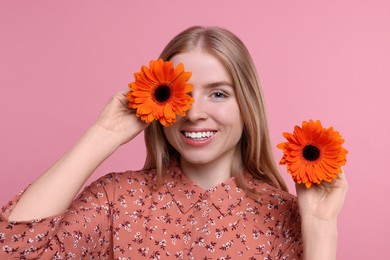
[296,171,348,221]
[296,171,348,260]
[95,90,148,146]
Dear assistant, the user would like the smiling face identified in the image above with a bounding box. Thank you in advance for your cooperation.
[163,50,244,175]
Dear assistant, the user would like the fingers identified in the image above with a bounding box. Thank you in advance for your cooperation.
[111,90,131,108]
[334,168,349,193]
[120,88,131,95]
[337,168,347,182]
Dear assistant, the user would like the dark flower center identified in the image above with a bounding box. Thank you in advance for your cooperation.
[154,85,171,103]
[302,145,320,161]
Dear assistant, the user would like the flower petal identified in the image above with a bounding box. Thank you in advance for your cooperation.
[278,119,348,188]
[127,59,193,127]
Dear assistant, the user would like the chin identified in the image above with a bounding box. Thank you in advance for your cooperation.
[180,155,214,166]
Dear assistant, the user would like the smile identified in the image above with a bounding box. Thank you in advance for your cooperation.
[183,131,216,140]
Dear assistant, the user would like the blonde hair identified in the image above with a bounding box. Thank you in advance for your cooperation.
[143,26,288,192]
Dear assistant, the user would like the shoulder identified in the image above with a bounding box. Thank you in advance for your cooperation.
[248,177,299,215]
[80,168,159,201]
[98,168,158,189]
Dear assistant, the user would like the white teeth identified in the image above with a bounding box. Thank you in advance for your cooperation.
[184,131,215,139]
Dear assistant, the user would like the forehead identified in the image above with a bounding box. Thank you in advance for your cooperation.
[170,51,232,84]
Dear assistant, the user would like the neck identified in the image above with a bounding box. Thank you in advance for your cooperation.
[180,158,233,190]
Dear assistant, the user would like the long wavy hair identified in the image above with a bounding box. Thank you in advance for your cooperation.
[143,26,288,193]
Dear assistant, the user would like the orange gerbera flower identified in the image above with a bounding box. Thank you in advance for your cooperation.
[127,59,194,126]
[277,120,348,188]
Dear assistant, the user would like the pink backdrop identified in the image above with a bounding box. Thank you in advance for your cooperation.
[1,1,389,258]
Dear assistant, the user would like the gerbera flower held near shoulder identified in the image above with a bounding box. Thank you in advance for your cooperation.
[127,59,194,127]
[277,120,348,188]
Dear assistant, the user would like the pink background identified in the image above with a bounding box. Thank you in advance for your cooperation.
[1,1,389,258]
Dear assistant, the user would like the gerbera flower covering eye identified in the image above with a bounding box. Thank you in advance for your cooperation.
[127,59,194,126]
[277,120,348,188]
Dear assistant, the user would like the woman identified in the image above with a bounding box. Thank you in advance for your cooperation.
[0,26,347,259]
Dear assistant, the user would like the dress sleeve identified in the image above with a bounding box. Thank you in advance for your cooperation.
[271,197,304,259]
[0,173,116,259]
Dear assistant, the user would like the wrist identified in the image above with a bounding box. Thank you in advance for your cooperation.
[302,216,338,237]
[301,217,338,260]
[87,124,123,152]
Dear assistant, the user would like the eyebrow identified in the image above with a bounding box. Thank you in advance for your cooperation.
[203,81,234,89]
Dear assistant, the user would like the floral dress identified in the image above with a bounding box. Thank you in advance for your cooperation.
[0,165,303,259]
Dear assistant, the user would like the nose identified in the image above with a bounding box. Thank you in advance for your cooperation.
[185,95,208,122]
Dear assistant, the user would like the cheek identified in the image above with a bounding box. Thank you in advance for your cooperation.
[213,103,243,126]
[223,105,244,139]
